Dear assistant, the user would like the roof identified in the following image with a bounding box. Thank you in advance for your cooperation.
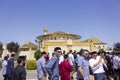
[21,42,38,49]
[83,38,106,44]
[50,31,69,35]
[37,31,81,40]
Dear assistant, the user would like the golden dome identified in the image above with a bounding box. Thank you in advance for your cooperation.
[21,42,38,49]
[84,38,106,44]
[37,31,81,40]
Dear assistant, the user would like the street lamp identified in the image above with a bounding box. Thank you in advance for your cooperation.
[35,39,42,50]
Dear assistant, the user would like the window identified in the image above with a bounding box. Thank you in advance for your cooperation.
[54,37,56,40]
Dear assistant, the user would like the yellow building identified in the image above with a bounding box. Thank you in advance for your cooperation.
[36,28,107,57]
[83,38,107,52]
[1,28,107,60]
[19,42,38,60]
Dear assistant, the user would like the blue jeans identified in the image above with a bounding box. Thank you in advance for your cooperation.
[94,73,105,80]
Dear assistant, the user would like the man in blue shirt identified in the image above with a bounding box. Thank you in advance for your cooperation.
[77,49,90,80]
[37,51,47,80]
[45,47,61,80]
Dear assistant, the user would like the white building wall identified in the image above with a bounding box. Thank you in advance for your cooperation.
[72,46,90,52]
[2,44,10,59]
[94,44,107,52]
[19,51,36,60]
[2,50,36,60]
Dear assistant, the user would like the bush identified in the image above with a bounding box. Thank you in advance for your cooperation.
[98,49,106,53]
[26,60,36,70]
[34,50,42,60]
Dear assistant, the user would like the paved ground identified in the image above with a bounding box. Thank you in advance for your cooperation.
[0,70,38,80]
[0,70,94,80]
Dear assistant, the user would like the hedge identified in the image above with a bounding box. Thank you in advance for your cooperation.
[26,60,36,70]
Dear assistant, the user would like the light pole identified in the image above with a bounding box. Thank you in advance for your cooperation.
[35,40,42,50]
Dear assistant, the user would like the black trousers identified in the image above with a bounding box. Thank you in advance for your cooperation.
[3,74,8,80]
[113,68,119,80]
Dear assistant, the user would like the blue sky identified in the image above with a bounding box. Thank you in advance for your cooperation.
[0,0,120,47]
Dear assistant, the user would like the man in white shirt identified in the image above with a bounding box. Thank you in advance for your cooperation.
[59,54,64,64]
[68,50,75,79]
[2,56,8,80]
[113,52,120,80]
[89,52,106,80]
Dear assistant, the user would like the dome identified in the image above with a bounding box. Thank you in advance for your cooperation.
[50,31,69,35]
[37,31,81,40]
[83,38,106,44]
[21,42,38,49]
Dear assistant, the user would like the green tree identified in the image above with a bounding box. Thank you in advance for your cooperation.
[98,49,106,53]
[113,42,120,52]
[34,50,41,60]
[7,42,19,53]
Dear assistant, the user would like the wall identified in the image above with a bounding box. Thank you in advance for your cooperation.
[19,50,36,60]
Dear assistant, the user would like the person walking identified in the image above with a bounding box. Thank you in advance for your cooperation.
[68,50,75,79]
[6,54,15,80]
[2,56,8,80]
[14,56,26,80]
[113,52,120,80]
[37,51,47,80]
[59,54,72,80]
[77,49,90,80]
[89,52,106,80]
[45,47,61,80]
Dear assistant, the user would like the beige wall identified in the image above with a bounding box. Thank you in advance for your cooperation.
[2,44,36,60]
[94,44,107,52]
[19,50,36,60]
[72,46,90,52]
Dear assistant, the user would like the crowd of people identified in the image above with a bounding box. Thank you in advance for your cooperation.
[0,47,120,80]
[37,47,120,80]
[0,53,26,80]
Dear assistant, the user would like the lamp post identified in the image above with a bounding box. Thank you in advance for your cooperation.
[35,40,42,50]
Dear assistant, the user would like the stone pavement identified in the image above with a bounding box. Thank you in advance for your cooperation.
[0,70,37,80]
[0,70,94,80]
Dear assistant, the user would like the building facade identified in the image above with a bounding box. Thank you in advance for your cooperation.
[1,28,108,60]
[36,28,107,57]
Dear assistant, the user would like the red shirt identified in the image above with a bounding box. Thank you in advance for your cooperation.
[45,55,49,61]
[59,60,73,80]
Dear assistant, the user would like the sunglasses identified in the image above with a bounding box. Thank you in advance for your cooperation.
[93,54,97,56]
[57,51,61,53]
